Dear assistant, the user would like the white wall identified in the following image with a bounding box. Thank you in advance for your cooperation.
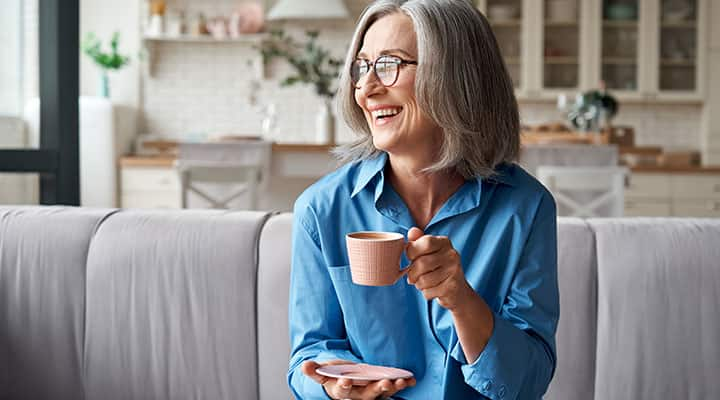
[0,0,21,115]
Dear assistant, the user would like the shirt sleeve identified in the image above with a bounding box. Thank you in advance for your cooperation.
[287,204,362,399]
[449,192,560,400]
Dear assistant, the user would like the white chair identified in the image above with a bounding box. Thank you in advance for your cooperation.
[537,166,629,217]
[176,141,272,210]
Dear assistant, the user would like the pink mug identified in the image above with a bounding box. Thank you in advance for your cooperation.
[346,231,408,286]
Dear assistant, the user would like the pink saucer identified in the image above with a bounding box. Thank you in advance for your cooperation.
[316,363,414,386]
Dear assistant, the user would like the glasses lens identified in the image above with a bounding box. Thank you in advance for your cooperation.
[351,59,369,85]
[375,56,399,86]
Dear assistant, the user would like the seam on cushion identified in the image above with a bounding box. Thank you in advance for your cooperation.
[253,210,278,400]
[82,208,122,399]
[583,218,599,400]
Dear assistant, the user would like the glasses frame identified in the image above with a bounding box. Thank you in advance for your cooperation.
[351,55,418,88]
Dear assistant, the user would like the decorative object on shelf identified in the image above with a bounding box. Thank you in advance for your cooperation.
[82,32,131,98]
[267,0,349,20]
[229,2,265,35]
[562,83,619,132]
[146,0,167,36]
[207,16,230,39]
[261,103,278,139]
[256,29,343,144]
[189,12,209,36]
[165,9,186,37]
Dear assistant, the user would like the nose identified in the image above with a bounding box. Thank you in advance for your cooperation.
[355,69,385,98]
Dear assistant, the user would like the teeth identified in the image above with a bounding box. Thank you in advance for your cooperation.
[371,108,401,118]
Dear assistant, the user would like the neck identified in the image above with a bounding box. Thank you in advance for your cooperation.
[386,154,465,229]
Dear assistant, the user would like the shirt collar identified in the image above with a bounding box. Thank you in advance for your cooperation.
[351,153,516,199]
[479,162,516,188]
[351,152,388,198]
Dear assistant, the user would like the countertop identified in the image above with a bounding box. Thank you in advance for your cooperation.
[120,143,334,168]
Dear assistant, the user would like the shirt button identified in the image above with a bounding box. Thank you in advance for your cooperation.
[481,380,492,392]
[498,385,506,398]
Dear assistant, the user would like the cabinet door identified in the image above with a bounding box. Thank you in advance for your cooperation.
[478,0,526,91]
[540,0,584,93]
[652,0,706,101]
[596,0,646,99]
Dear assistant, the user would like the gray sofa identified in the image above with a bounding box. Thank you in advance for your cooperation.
[1,206,718,399]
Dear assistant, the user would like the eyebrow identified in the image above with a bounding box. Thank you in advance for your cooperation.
[357,48,416,59]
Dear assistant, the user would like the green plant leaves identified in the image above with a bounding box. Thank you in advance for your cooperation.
[255,28,343,99]
[82,31,130,70]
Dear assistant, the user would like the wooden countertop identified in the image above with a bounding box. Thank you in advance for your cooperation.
[625,165,720,174]
[120,143,335,167]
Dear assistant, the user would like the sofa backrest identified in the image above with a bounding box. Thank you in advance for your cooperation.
[3,207,719,400]
[545,218,598,399]
[257,213,294,400]
[589,218,720,399]
[83,209,269,400]
[0,207,113,400]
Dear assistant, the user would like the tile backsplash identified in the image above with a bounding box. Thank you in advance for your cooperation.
[140,0,702,149]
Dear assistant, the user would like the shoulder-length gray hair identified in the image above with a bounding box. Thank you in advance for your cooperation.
[334,0,520,179]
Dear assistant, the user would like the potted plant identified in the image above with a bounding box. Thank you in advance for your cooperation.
[256,29,343,144]
[82,32,131,98]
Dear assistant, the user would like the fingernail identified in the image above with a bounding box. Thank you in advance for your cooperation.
[341,385,351,389]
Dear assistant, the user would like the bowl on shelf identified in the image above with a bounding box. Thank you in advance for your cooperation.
[605,3,637,21]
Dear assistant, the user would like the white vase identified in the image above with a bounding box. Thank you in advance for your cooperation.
[316,99,336,145]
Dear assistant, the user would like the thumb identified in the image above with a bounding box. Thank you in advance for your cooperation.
[407,227,424,242]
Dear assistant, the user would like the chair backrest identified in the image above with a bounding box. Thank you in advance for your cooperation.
[537,166,628,217]
[176,141,272,210]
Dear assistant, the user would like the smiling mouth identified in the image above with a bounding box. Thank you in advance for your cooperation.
[371,107,403,126]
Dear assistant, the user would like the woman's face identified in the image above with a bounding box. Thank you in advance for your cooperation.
[354,13,442,157]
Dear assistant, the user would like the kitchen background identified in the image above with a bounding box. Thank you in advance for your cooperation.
[2,0,720,215]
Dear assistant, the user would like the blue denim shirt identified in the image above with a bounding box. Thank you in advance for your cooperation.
[288,152,559,400]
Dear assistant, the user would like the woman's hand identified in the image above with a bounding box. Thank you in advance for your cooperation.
[405,227,476,311]
[301,360,415,400]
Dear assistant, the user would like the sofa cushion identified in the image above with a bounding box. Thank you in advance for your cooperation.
[545,218,598,400]
[590,218,720,400]
[83,209,270,400]
[257,213,293,400]
[0,206,116,400]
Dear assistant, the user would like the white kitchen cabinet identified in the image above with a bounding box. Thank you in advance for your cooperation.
[625,171,720,216]
[478,0,707,103]
[121,166,181,209]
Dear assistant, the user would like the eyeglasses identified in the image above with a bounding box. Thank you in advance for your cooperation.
[350,55,418,88]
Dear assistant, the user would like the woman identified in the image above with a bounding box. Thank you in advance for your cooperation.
[288,0,559,399]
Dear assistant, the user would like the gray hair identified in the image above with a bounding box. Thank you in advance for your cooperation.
[334,0,520,179]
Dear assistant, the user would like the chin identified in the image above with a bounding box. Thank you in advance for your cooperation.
[370,129,397,152]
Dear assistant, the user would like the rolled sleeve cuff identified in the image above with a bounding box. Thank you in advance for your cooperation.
[450,313,530,400]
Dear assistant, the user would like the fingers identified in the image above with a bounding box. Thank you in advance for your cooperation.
[406,251,447,284]
[301,360,327,384]
[406,234,450,261]
[301,359,354,385]
[407,226,424,242]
